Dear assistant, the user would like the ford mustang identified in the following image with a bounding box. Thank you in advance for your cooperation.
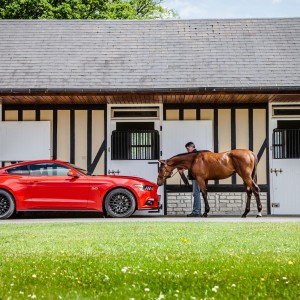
[0,160,161,219]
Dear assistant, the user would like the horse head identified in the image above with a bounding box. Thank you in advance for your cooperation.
[157,160,176,186]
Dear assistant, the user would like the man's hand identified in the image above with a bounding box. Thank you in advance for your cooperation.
[178,168,184,174]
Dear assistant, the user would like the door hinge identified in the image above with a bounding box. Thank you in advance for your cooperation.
[108,169,120,175]
[272,203,280,208]
[270,168,283,176]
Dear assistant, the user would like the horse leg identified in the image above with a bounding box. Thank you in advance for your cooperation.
[197,179,209,217]
[252,181,262,218]
[201,190,210,217]
[250,153,262,217]
[242,179,262,218]
[241,186,252,218]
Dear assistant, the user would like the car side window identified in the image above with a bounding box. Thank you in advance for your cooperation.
[6,165,30,175]
[29,164,44,176]
[47,163,71,176]
[28,163,71,176]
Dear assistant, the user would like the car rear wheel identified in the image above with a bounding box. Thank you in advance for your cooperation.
[0,190,15,220]
[104,188,136,218]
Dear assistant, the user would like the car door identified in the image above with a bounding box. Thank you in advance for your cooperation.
[26,162,90,209]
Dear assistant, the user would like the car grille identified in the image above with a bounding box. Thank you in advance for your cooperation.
[144,185,154,191]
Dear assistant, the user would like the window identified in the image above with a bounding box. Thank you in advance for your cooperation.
[28,163,71,176]
[6,163,72,176]
[111,130,159,160]
[273,129,300,159]
[272,105,300,117]
[6,165,30,175]
[111,107,159,119]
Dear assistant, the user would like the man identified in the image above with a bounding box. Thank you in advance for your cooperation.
[184,142,202,217]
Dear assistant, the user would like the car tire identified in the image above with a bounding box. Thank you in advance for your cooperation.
[104,188,136,218]
[0,189,15,220]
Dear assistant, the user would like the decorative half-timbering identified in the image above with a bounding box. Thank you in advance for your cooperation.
[2,105,106,175]
[0,18,299,216]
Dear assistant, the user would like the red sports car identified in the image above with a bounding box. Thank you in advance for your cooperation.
[0,160,161,219]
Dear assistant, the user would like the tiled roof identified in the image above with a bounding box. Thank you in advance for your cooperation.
[0,18,299,90]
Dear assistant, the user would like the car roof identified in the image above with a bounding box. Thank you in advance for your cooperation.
[1,160,68,169]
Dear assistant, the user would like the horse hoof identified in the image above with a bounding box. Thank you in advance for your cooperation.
[256,213,262,218]
[241,214,247,218]
[202,213,208,218]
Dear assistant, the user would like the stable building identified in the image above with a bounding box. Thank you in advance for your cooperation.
[0,18,299,216]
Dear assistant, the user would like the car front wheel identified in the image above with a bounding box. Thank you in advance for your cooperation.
[0,190,15,220]
[104,188,136,218]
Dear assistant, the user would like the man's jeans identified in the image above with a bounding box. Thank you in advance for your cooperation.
[192,180,201,214]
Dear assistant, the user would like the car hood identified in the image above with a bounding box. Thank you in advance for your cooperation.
[89,175,156,186]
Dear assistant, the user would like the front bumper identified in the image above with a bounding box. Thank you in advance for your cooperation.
[140,195,161,210]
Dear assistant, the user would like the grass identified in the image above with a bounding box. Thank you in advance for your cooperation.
[0,222,299,300]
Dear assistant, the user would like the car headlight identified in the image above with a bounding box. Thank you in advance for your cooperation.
[134,183,144,190]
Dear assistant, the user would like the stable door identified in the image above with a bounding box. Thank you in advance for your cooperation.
[269,118,300,214]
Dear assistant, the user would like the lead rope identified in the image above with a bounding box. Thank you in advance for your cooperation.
[170,169,179,178]
[178,171,190,187]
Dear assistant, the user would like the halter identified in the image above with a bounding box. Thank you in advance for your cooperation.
[158,161,178,180]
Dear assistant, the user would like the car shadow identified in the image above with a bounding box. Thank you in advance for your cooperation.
[12,211,104,219]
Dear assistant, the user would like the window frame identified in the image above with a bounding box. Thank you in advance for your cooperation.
[273,128,300,159]
[111,129,160,160]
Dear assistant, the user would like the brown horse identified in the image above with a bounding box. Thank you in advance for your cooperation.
[157,149,262,218]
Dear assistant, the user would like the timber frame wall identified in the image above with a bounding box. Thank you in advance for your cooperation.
[2,104,107,176]
[2,102,270,214]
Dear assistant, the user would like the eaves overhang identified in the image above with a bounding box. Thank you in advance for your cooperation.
[1,86,300,95]
[0,86,300,105]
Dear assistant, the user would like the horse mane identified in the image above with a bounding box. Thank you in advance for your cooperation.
[170,150,211,159]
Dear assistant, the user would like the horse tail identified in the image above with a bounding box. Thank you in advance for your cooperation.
[251,152,258,184]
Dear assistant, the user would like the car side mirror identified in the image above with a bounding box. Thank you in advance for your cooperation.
[67,169,79,178]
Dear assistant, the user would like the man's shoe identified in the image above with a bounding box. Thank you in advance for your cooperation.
[187,213,201,217]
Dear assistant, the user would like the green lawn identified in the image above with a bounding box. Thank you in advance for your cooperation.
[0,222,299,299]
